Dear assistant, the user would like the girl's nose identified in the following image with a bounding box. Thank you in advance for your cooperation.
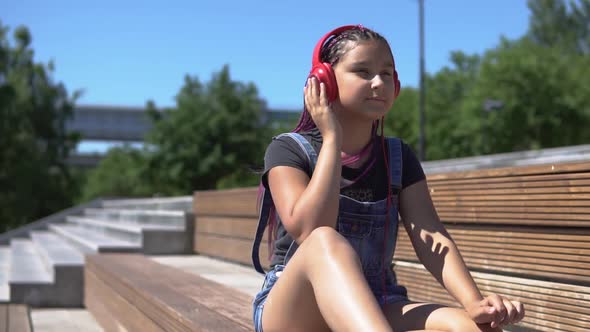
[371,75,385,89]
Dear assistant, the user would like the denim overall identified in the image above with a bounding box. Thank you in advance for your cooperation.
[251,133,408,332]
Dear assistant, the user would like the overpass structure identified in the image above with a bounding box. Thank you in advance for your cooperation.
[66,105,156,142]
[65,105,300,167]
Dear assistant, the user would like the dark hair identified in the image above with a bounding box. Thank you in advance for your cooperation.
[293,26,393,132]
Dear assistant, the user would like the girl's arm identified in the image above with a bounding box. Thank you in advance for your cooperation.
[268,78,343,244]
[399,179,524,329]
[268,135,341,244]
[399,180,482,306]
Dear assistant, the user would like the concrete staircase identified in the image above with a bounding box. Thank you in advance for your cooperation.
[0,196,193,307]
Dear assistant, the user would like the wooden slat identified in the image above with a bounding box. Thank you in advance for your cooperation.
[195,216,259,239]
[7,305,31,332]
[434,200,590,208]
[430,231,590,250]
[195,233,269,269]
[439,216,590,227]
[433,193,590,201]
[85,254,252,331]
[438,211,590,222]
[396,243,590,264]
[441,225,590,242]
[194,188,258,217]
[429,178,590,191]
[431,186,590,197]
[429,172,590,187]
[427,161,590,181]
[435,205,590,214]
[0,305,6,332]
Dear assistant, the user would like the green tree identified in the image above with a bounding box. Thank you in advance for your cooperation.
[392,0,590,161]
[527,0,590,54]
[81,146,153,201]
[466,37,590,154]
[0,22,80,232]
[383,86,419,148]
[145,65,268,193]
[424,52,483,160]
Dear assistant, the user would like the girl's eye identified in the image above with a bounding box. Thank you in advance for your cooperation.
[381,71,393,76]
[355,69,371,77]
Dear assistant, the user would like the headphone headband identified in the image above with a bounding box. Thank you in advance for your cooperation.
[312,25,359,66]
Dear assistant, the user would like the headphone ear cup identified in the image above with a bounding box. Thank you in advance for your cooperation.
[309,62,338,102]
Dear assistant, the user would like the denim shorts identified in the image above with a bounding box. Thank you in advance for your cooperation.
[252,265,284,332]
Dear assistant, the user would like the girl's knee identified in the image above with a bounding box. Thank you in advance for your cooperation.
[306,226,359,261]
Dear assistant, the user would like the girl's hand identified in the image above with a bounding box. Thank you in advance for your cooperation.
[465,294,525,329]
[304,77,342,141]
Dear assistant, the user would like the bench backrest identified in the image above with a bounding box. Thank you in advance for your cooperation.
[193,187,267,269]
[397,161,590,285]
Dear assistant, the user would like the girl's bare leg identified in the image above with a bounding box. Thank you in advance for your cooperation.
[261,226,392,332]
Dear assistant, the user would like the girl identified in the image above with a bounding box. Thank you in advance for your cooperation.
[251,25,525,332]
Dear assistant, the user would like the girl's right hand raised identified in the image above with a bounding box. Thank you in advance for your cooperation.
[304,77,342,141]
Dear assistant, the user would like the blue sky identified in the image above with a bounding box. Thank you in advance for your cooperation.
[2,0,531,111]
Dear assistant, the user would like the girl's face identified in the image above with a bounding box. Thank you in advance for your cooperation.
[332,40,396,121]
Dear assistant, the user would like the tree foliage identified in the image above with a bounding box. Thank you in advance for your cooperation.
[0,22,80,232]
[385,0,590,161]
[144,64,268,193]
[80,146,152,201]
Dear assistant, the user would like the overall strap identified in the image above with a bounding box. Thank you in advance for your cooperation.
[386,138,403,195]
[277,132,318,171]
[252,187,274,274]
[251,133,318,274]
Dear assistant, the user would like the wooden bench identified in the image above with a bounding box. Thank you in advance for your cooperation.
[193,161,590,332]
[193,188,266,268]
[84,253,252,332]
[394,161,590,332]
[0,304,32,332]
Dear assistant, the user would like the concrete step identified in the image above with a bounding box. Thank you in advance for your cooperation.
[30,231,84,269]
[23,231,85,307]
[66,216,189,255]
[48,224,141,254]
[65,216,144,244]
[83,208,186,227]
[0,246,10,303]
[31,308,103,332]
[9,239,57,307]
[9,239,53,284]
[102,197,192,211]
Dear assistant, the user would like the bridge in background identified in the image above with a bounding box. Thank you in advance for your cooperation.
[66,105,300,168]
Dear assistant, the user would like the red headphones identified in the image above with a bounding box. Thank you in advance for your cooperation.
[308,25,401,102]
